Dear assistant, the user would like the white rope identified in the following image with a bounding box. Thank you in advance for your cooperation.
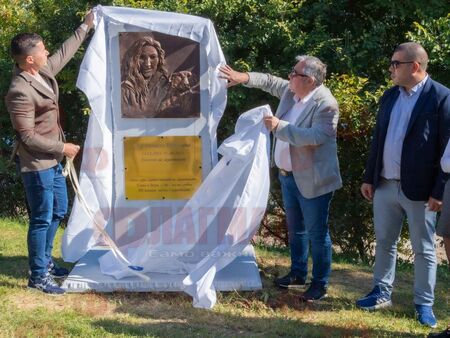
[63,157,150,281]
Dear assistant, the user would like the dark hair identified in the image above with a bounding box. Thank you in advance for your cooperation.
[10,33,43,63]
[394,42,428,71]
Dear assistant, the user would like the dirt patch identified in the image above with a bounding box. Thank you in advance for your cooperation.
[266,291,305,311]
[8,292,115,317]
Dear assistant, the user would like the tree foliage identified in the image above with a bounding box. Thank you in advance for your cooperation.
[0,0,38,216]
[407,14,450,85]
[1,0,449,260]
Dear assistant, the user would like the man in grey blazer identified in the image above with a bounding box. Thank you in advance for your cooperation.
[220,55,342,301]
[5,11,94,294]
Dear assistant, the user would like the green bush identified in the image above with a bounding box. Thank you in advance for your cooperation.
[0,0,38,217]
[406,14,450,86]
[0,1,105,217]
[1,0,449,260]
[327,74,387,261]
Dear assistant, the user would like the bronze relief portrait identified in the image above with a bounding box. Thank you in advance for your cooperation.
[119,32,200,118]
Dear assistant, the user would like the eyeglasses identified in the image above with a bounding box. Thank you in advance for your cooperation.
[390,60,417,69]
[290,67,309,78]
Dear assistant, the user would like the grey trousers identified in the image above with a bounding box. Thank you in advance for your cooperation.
[373,179,437,306]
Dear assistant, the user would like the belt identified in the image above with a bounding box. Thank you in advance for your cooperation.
[381,177,400,182]
[279,169,292,176]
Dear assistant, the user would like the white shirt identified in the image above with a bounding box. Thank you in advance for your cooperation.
[275,87,319,171]
[381,76,428,179]
[441,139,450,173]
[31,72,54,94]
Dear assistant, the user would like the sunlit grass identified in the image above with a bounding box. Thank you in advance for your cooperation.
[0,218,448,337]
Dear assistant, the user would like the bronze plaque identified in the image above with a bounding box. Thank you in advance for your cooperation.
[119,31,200,118]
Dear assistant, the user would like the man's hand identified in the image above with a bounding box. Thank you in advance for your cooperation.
[263,116,280,131]
[83,9,95,30]
[63,143,80,159]
[218,65,249,87]
[361,183,374,201]
[427,197,442,212]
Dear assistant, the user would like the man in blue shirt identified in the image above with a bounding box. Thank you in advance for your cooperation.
[358,42,450,328]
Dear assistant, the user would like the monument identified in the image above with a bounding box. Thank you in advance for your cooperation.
[61,6,265,308]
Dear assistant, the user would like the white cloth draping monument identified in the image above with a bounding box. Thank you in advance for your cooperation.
[101,104,272,307]
[61,6,271,308]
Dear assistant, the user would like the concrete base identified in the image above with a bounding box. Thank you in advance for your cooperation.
[62,245,262,292]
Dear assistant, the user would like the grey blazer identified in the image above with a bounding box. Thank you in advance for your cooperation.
[5,25,88,172]
[246,72,342,198]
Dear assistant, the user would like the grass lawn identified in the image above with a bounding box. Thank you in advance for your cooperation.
[0,218,448,337]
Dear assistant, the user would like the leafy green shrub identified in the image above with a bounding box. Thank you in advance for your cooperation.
[0,0,38,217]
[406,14,450,86]
[1,0,449,260]
[328,74,386,262]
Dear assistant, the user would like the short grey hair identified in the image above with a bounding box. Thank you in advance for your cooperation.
[394,42,428,71]
[295,55,327,86]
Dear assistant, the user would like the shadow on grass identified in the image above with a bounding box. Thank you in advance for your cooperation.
[248,266,448,326]
[84,291,427,337]
[0,254,28,279]
[92,311,420,338]
[0,256,69,275]
[256,264,372,311]
[0,254,72,286]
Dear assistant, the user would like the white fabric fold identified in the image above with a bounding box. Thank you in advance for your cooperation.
[100,105,272,308]
[62,5,226,262]
[61,5,269,308]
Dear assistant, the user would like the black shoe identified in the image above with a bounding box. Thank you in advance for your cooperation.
[48,260,69,279]
[275,272,306,289]
[428,327,450,338]
[300,283,327,302]
[28,273,65,295]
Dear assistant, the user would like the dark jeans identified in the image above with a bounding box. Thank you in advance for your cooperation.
[15,155,31,215]
[21,164,68,278]
[279,173,333,286]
